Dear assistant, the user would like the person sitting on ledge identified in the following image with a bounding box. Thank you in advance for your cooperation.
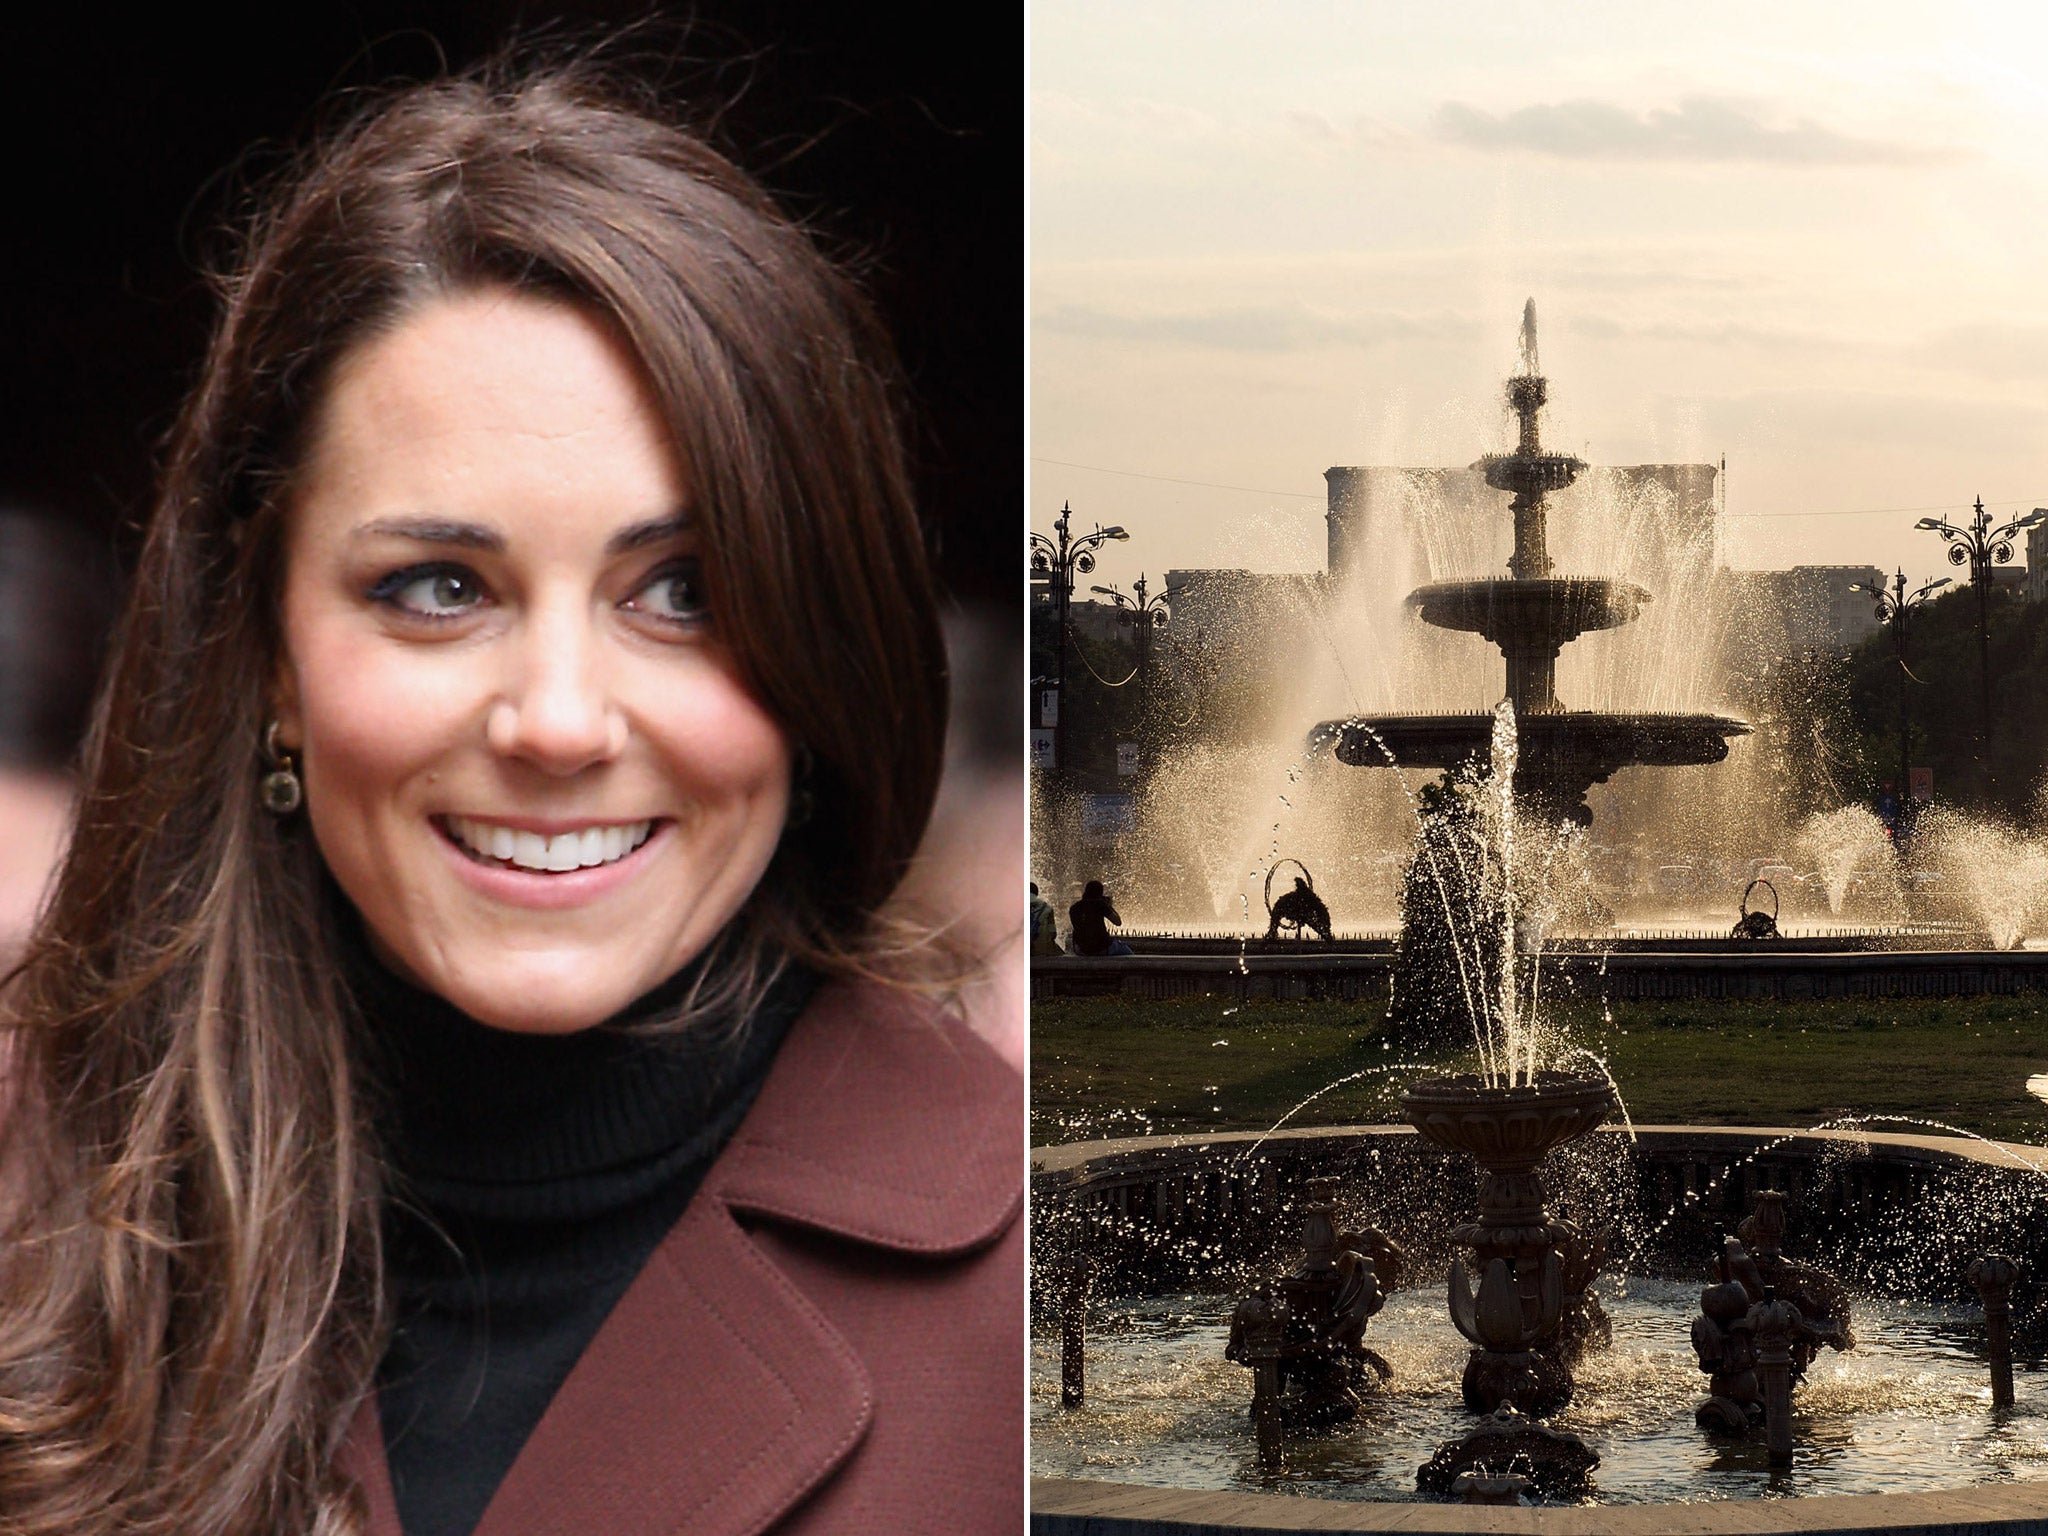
[1028,882,1062,957]
[1266,876,1333,942]
[1068,879,1131,957]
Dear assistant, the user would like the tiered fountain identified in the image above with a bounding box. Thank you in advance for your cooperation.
[1321,301,1749,829]
[1031,303,2048,1533]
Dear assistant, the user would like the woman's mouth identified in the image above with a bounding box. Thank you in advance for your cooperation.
[439,816,656,873]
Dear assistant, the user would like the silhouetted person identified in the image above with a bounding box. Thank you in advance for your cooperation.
[1028,882,1061,957]
[1266,877,1332,942]
[1068,879,1130,957]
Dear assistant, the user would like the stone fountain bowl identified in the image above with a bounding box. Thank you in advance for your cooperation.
[1408,576,1647,644]
[1476,450,1584,496]
[1318,710,1751,774]
[1399,1071,1617,1170]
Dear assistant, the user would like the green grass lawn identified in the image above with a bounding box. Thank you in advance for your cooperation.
[1031,992,2048,1147]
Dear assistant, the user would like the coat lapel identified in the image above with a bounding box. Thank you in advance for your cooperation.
[471,1190,872,1536]
[338,981,1018,1536]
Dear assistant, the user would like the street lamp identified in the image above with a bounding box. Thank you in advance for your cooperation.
[1851,568,1951,841]
[1914,497,2047,753]
[1089,574,1183,770]
[1030,501,1128,773]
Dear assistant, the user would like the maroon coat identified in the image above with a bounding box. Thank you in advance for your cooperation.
[338,980,1024,1535]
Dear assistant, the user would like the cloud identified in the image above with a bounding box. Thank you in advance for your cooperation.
[1282,110,1410,151]
[1035,303,1474,353]
[1911,323,2048,383]
[1430,96,1963,167]
[1564,313,1834,352]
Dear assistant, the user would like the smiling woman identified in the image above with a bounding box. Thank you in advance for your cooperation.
[0,60,1018,1536]
[279,291,796,1035]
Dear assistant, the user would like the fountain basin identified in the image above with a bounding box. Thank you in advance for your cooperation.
[1408,577,1647,647]
[1032,1126,2048,1532]
[1478,450,1586,497]
[1033,1281,2046,1518]
[1320,711,1750,776]
[1400,1073,1617,1173]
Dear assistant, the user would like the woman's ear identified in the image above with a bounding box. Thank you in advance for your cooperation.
[270,654,304,754]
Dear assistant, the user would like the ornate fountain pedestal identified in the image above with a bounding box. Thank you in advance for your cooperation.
[1224,1176,1404,1467]
[1399,1071,1615,1416]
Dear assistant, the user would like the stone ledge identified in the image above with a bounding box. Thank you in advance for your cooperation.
[1031,1124,2048,1186]
[1031,1474,2048,1535]
[1032,950,2048,1004]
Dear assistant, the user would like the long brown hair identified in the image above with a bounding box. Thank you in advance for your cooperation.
[0,60,947,1536]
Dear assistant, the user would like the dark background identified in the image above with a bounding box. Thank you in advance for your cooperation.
[0,4,1021,611]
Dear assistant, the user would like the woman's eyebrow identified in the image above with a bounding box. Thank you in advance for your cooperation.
[605,512,690,556]
[353,516,504,551]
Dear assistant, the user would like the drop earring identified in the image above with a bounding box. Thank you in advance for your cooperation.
[261,721,304,816]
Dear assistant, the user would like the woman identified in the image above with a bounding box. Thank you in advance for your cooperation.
[0,64,1020,1536]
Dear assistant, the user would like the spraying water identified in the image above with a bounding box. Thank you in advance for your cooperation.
[1797,804,1895,917]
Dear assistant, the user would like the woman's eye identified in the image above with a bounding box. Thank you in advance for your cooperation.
[369,564,485,618]
[630,558,708,626]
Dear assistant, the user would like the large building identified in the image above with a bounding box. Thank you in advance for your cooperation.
[1716,564,1884,675]
[1324,462,1720,592]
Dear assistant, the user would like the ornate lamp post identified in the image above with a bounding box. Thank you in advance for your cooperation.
[1914,498,2046,752]
[1851,569,1950,840]
[1030,502,1128,773]
[1089,573,1181,759]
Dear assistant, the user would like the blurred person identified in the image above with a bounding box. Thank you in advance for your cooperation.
[1028,881,1060,956]
[886,604,1026,1068]
[0,511,115,971]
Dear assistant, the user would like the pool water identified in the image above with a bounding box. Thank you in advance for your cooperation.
[1031,1278,2048,1504]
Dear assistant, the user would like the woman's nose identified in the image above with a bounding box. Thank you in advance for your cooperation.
[485,606,627,772]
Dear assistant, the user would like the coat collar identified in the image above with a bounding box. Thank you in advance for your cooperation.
[707,977,1022,1256]
[343,979,1021,1536]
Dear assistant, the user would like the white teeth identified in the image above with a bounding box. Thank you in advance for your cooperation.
[449,818,654,873]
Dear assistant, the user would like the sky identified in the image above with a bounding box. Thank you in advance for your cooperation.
[1030,0,2048,591]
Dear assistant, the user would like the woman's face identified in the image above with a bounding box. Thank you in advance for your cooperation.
[275,288,792,1034]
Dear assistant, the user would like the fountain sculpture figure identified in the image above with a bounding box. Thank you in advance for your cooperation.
[1689,1190,1853,1436]
[1320,300,1749,828]
[1225,1176,1404,1467]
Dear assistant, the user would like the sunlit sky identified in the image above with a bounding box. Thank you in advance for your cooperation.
[1030,1,2048,589]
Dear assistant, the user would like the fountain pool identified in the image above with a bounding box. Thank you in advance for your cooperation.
[1030,1124,2048,1532]
[1033,1280,2045,1505]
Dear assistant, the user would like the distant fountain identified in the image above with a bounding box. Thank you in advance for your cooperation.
[1919,809,2048,950]
[1319,301,1749,830]
[1797,804,1894,916]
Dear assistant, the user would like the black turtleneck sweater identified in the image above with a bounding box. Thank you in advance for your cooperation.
[345,938,816,1536]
